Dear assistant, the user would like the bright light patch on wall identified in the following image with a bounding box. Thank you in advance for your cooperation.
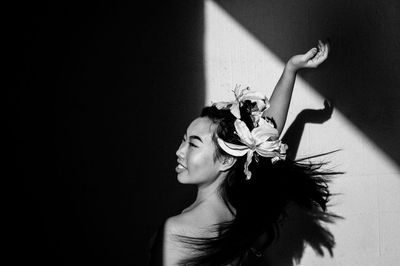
[204,0,400,265]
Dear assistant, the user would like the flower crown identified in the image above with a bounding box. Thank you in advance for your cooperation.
[212,85,288,180]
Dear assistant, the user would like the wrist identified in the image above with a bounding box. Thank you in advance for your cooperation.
[285,60,299,74]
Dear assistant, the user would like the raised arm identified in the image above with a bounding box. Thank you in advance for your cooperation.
[264,40,329,134]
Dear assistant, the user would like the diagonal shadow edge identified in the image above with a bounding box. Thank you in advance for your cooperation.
[212,0,400,168]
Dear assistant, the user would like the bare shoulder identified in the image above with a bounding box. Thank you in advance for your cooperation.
[164,212,200,237]
[163,208,227,264]
[164,215,183,237]
[163,214,197,264]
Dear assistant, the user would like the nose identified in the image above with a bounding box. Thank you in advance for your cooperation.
[176,140,186,159]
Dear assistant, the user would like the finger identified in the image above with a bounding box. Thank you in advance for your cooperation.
[315,48,323,60]
[308,54,325,68]
[320,40,329,54]
[324,42,330,57]
[312,53,327,65]
[314,42,329,63]
[303,47,318,61]
[318,40,324,52]
[310,50,323,65]
[317,40,326,57]
[318,43,329,61]
[310,44,322,61]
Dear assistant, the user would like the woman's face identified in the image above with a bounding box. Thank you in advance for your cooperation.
[175,117,225,186]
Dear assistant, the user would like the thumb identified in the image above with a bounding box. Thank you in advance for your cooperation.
[303,47,318,61]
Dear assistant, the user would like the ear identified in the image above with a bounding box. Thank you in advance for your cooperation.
[219,156,237,172]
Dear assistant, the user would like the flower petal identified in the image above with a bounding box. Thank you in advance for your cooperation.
[217,138,249,157]
[240,91,266,102]
[252,100,267,113]
[251,119,279,145]
[234,119,254,146]
[256,140,282,156]
[233,85,247,101]
[230,103,241,119]
[244,150,254,180]
[214,101,233,110]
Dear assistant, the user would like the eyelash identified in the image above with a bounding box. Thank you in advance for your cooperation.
[181,138,197,148]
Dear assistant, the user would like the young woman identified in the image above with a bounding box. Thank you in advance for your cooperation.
[149,40,331,265]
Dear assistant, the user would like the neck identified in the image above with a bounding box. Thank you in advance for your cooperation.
[195,172,225,205]
[196,181,221,203]
[182,173,235,221]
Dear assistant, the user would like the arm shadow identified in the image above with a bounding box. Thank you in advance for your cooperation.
[282,99,334,161]
[257,100,343,266]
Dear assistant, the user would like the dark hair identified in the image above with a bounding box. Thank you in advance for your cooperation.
[177,103,336,265]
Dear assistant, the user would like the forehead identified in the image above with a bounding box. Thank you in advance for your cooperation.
[186,117,216,140]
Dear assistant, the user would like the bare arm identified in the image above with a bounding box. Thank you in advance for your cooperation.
[264,40,329,134]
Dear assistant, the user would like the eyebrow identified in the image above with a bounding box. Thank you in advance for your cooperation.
[188,135,203,143]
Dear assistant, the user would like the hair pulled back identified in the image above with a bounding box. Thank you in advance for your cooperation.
[177,103,334,265]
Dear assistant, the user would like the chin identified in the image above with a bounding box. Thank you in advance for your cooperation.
[177,174,192,184]
[177,173,199,185]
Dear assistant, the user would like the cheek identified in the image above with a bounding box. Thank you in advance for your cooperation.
[187,151,215,176]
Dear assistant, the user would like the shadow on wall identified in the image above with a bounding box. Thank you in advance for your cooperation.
[261,205,340,266]
[257,104,342,266]
[219,105,341,265]
[6,1,204,265]
[283,100,335,160]
[9,0,399,265]
[215,0,400,166]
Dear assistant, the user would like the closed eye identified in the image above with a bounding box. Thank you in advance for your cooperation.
[189,142,198,148]
[180,136,197,147]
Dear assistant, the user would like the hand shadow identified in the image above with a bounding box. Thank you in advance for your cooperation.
[250,100,343,266]
[282,99,334,161]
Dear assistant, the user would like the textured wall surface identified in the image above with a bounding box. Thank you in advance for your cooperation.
[205,0,400,265]
[6,0,399,265]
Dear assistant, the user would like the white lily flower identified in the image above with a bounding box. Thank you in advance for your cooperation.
[214,85,271,120]
[213,86,288,180]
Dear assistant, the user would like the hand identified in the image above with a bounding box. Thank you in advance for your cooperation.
[287,40,329,72]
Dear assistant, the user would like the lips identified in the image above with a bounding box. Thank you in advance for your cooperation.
[175,161,187,173]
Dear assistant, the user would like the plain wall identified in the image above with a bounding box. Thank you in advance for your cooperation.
[5,0,400,265]
[205,0,400,265]
[6,1,204,265]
